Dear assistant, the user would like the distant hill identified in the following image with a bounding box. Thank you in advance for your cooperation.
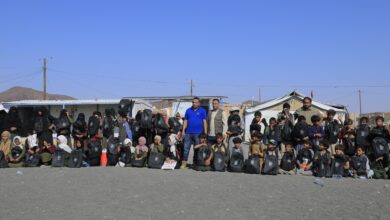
[0,86,75,102]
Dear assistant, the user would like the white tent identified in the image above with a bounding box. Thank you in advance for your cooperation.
[243,91,348,141]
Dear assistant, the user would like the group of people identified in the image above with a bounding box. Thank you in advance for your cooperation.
[0,96,389,179]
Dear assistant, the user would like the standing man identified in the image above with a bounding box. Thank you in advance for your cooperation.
[294,97,322,126]
[207,99,228,145]
[181,97,208,169]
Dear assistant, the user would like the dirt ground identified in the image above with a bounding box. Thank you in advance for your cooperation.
[0,167,389,220]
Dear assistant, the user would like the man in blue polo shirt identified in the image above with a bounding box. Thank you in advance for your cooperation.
[181,97,208,169]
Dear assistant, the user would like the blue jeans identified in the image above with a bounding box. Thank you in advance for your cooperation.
[183,134,200,161]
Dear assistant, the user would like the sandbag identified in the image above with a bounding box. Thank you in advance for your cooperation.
[229,153,244,172]
[148,152,165,169]
[213,152,225,172]
[245,156,260,174]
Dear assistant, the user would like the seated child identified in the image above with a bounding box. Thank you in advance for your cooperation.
[212,133,230,166]
[332,144,352,177]
[8,136,25,168]
[351,146,374,179]
[249,131,266,168]
[308,115,325,152]
[25,142,41,167]
[40,140,56,166]
[293,116,310,152]
[262,139,279,175]
[296,140,314,176]
[116,138,132,167]
[150,135,164,154]
[279,142,297,175]
[313,140,332,177]
[194,133,213,171]
[132,137,149,167]
[231,137,244,157]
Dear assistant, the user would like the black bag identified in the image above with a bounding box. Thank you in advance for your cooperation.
[293,122,309,141]
[250,123,261,135]
[372,137,389,158]
[0,151,9,168]
[344,138,356,156]
[331,156,346,177]
[148,152,165,169]
[68,149,83,168]
[25,154,40,167]
[196,146,211,166]
[119,146,131,165]
[351,155,368,176]
[168,117,182,134]
[155,114,169,135]
[118,99,134,117]
[281,120,293,142]
[245,156,260,174]
[34,118,44,134]
[131,121,141,141]
[88,116,100,137]
[56,117,70,130]
[88,141,102,166]
[213,152,225,172]
[229,153,244,172]
[131,157,146,168]
[103,116,115,139]
[106,138,119,166]
[52,149,65,167]
[312,138,322,152]
[140,109,153,129]
[263,153,278,175]
[325,120,340,144]
[280,152,295,171]
[228,115,242,136]
[356,124,370,148]
[314,156,332,178]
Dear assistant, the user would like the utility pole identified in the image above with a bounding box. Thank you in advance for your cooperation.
[190,79,193,96]
[43,58,47,100]
[258,88,261,103]
[358,89,362,116]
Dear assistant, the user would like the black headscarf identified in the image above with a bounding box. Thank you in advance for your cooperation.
[5,107,23,133]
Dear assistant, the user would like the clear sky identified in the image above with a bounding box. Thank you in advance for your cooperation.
[0,0,389,113]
